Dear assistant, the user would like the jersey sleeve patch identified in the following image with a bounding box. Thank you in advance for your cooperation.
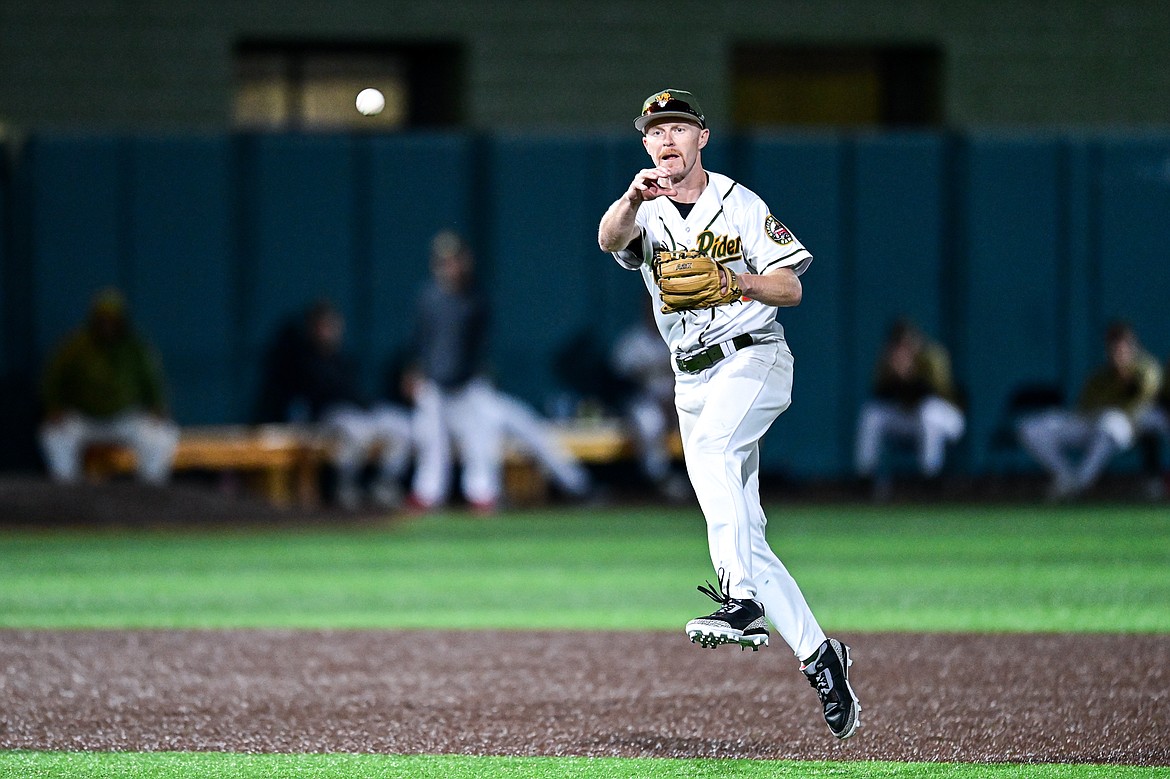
[764,214,794,245]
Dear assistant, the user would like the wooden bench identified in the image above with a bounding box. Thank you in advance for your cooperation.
[84,425,328,508]
[85,420,683,509]
[503,419,683,505]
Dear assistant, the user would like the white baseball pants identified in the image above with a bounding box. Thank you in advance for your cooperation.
[40,411,179,485]
[411,377,503,508]
[491,391,592,497]
[1016,406,1156,492]
[320,403,414,490]
[854,396,965,477]
[674,339,826,662]
[626,394,674,484]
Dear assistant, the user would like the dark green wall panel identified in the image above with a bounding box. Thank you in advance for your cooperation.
[740,135,846,476]
[26,136,125,363]
[364,134,476,397]
[237,134,358,419]
[955,138,1066,471]
[483,136,606,407]
[1095,139,1170,361]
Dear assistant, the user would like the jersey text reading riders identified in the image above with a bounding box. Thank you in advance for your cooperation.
[611,171,813,358]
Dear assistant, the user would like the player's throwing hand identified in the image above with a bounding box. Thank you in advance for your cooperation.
[627,166,677,202]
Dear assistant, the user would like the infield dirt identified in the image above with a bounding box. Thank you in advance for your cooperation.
[1,629,1167,765]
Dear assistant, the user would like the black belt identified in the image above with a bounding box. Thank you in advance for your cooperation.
[676,334,755,374]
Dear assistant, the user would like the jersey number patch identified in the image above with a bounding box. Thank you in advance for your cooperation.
[764,214,794,245]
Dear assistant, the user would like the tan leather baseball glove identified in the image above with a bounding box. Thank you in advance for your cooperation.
[652,249,742,314]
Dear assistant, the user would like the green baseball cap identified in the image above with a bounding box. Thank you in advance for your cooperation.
[634,89,706,133]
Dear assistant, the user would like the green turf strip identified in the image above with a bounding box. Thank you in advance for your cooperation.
[1,752,1166,778]
[0,504,1167,631]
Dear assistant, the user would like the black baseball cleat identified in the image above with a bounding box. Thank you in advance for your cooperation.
[684,569,770,650]
[802,638,861,740]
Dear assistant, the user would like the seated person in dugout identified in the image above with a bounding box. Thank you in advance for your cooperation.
[610,304,690,502]
[1017,320,1163,501]
[854,318,965,486]
[39,287,180,485]
[1145,357,1170,497]
[275,299,414,511]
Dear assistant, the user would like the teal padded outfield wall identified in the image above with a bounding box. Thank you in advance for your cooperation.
[4,131,1170,478]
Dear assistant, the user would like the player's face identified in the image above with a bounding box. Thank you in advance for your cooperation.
[642,120,708,180]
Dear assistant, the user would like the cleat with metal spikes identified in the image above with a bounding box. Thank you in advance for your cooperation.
[683,568,770,651]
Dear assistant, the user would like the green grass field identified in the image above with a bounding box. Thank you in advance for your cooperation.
[2,502,1168,777]
[2,504,1168,632]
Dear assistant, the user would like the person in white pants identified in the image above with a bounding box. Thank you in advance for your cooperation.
[319,401,413,510]
[598,88,859,740]
[399,363,592,505]
[611,305,690,501]
[1017,321,1163,501]
[41,412,179,485]
[407,231,504,513]
[409,375,503,511]
[854,319,965,493]
[39,288,179,485]
[270,300,415,511]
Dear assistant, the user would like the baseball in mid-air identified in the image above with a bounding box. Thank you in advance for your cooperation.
[355,88,385,116]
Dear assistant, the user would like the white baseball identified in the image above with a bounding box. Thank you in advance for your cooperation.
[356,88,385,116]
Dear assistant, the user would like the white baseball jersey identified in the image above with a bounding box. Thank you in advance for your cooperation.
[612,171,813,357]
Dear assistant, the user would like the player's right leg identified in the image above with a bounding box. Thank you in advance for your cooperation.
[676,342,793,650]
[854,401,892,476]
[448,379,503,513]
[321,405,375,510]
[917,396,965,476]
[122,412,179,486]
[1071,408,1133,493]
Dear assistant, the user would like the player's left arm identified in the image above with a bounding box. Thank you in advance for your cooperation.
[737,267,802,307]
[733,198,810,307]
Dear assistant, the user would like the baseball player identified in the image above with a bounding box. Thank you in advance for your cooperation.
[597,89,860,739]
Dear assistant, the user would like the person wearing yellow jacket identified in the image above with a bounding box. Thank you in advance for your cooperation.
[855,318,966,488]
[39,288,179,484]
[1017,321,1163,500]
